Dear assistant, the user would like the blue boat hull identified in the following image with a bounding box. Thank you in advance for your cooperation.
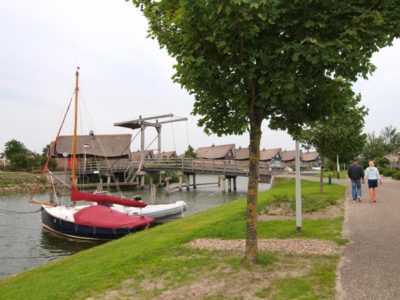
[41,207,147,241]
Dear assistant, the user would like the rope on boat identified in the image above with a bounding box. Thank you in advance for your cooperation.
[48,171,71,188]
[30,94,74,203]
[50,172,60,205]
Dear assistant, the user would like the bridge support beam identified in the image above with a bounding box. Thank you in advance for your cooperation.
[192,174,196,189]
[233,177,237,191]
[177,171,183,191]
[186,174,190,190]
[165,178,170,195]
[136,171,146,189]
[150,183,156,204]
[219,175,226,193]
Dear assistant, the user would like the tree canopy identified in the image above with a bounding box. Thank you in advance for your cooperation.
[131,0,400,262]
[298,85,368,192]
[299,86,368,163]
[380,125,400,153]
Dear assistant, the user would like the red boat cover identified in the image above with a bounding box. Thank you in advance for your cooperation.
[73,205,154,229]
[71,187,147,208]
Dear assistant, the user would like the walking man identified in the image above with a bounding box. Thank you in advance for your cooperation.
[347,157,365,202]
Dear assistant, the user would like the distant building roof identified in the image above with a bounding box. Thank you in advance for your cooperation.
[131,150,154,161]
[260,148,282,161]
[196,144,235,160]
[51,134,132,158]
[155,151,177,159]
[281,150,300,162]
[235,147,249,160]
[302,151,320,162]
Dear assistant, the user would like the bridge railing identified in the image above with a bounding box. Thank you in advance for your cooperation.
[77,158,284,177]
[143,158,282,177]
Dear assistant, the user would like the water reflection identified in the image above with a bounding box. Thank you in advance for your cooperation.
[0,176,269,278]
[40,231,103,254]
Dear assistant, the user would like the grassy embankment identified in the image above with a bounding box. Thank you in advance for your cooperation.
[0,178,346,299]
[0,171,38,188]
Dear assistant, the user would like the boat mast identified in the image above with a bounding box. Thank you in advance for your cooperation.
[71,67,80,187]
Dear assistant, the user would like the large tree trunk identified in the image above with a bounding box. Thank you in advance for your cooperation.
[319,155,325,194]
[245,120,262,263]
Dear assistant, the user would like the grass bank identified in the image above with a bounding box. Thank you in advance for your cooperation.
[0,179,346,299]
[0,171,38,188]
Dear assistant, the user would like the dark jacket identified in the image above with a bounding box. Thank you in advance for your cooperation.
[347,163,365,180]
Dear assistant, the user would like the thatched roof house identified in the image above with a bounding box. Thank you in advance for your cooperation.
[196,144,235,160]
[302,151,320,162]
[260,148,282,161]
[281,150,300,163]
[131,150,154,161]
[51,134,132,159]
[235,147,249,161]
[301,151,320,168]
[155,151,178,159]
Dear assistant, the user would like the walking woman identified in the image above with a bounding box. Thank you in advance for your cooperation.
[365,161,382,203]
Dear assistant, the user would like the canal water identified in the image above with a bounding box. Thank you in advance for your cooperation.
[0,176,270,279]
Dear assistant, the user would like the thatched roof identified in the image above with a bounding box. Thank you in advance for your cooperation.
[302,151,320,162]
[131,150,154,161]
[235,147,249,160]
[196,144,235,160]
[155,151,177,159]
[260,148,282,161]
[51,134,131,158]
[281,150,300,162]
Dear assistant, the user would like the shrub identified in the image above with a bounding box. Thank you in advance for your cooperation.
[392,171,400,180]
[382,169,396,177]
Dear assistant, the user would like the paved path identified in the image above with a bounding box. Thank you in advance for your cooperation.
[337,177,400,299]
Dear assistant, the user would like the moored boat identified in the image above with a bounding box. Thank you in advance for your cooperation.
[33,68,155,240]
[112,200,187,219]
[41,204,153,240]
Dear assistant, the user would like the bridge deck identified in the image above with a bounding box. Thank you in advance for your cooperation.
[77,158,284,179]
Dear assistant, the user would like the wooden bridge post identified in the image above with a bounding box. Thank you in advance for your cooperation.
[186,174,190,191]
[177,171,183,191]
[228,177,232,192]
[165,178,170,195]
[233,176,237,191]
[136,171,146,189]
[192,174,197,189]
[150,183,156,204]
[219,175,226,193]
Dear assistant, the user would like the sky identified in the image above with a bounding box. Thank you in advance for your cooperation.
[0,0,399,155]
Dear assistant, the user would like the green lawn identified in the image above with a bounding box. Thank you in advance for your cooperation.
[0,178,346,299]
[314,170,348,179]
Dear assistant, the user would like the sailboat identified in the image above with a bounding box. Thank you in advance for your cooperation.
[35,68,155,240]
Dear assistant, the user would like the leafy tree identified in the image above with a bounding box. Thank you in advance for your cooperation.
[374,156,390,169]
[4,140,29,170]
[362,133,386,164]
[379,125,400,153]
[4,140,25,160]
[184,145,197,158]
[299,89,367,193]
[131,0,400,262]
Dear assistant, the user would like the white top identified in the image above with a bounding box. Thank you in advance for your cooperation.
[365,167,381,180]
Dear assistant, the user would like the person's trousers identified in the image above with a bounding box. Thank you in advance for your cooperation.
[351,179,362,200]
